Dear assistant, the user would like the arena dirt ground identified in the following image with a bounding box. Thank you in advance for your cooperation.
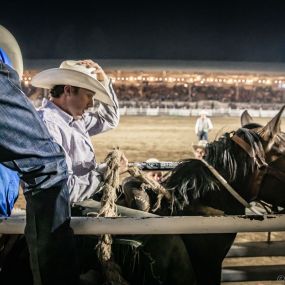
[14,115,285,284]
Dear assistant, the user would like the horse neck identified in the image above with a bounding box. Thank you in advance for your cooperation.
[259,155,285,208]
[205,139,254,187]
[202,137,257,210]
[168,130,263,214]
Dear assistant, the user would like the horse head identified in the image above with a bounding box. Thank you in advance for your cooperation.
[165,129,258,215]
[241,105,285,162]
[241,106,285,208]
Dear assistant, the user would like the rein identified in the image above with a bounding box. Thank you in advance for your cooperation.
[200,158,263,215]
[199,131,271,215]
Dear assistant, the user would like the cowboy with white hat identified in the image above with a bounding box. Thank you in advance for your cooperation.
[31,59,128,203]
[32,59,114,107]
[192,140,208,159]
[195,110,213,141]
[31,60,130,282]
[145,157,163,182]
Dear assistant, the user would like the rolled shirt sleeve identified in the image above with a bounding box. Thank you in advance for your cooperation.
[84,79,120,135]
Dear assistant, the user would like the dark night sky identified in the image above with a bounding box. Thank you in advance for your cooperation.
[2,1,285,63]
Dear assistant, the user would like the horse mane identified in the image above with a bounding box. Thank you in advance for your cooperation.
[165,128,265,210]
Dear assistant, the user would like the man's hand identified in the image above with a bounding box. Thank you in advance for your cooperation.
[77,59,108,82]
[119,153,128,174]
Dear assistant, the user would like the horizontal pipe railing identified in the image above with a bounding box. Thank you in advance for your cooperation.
[226,241,285,257]
[222,265,285,282]
[0,214,285,235]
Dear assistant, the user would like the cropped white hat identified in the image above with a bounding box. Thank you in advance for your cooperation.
[192,140,208,150]
[0,25,23,78]
[199,110,208,116]
[146,158,160,163]
[31,60,114,106]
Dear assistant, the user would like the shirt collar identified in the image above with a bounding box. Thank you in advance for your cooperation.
[41,98,74,125]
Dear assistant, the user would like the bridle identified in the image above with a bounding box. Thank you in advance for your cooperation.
[231,131,285,211]
[231,132,268,201]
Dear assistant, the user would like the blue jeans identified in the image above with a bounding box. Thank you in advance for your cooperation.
[197,130,208,141]
[0,62,79,284]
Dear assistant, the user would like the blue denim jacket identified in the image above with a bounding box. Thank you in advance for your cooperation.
[0,60,79,284]
[0,61,71,228]
[0,61,68,192]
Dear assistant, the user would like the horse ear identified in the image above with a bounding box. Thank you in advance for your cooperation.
[241,110,253,127]
[258,105,285,142]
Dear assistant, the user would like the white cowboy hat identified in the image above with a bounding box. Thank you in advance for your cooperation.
[0,25,23,78]
[146,158,159,163]
[199,110,208,116]
[31,60,114,106]
[192,140,208,150]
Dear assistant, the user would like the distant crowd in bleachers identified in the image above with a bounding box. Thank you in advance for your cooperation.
[22,82,285,110]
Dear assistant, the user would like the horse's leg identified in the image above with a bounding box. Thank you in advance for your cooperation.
[113,234,196,285]
[141,235,197,285]
[182,233,236,285]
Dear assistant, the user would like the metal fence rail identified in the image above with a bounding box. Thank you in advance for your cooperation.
[1,214,285,235]
[1,213,285,283]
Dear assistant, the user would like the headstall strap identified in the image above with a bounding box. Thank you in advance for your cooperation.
[231,133,268,201]
[231,133,267,169]
[231,133,255,158]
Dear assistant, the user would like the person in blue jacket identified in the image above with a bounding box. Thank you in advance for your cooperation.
[0,31,20,218]
[0,25,79,284]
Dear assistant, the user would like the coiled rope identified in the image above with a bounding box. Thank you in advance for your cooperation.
[96,148,129,285]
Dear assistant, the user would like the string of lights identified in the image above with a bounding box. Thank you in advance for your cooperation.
[21,70,285,89]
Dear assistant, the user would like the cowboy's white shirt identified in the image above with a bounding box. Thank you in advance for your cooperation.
[37,80,119,203]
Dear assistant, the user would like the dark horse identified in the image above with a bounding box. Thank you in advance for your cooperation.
[161,105,285,284]
[117,105,285,285]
